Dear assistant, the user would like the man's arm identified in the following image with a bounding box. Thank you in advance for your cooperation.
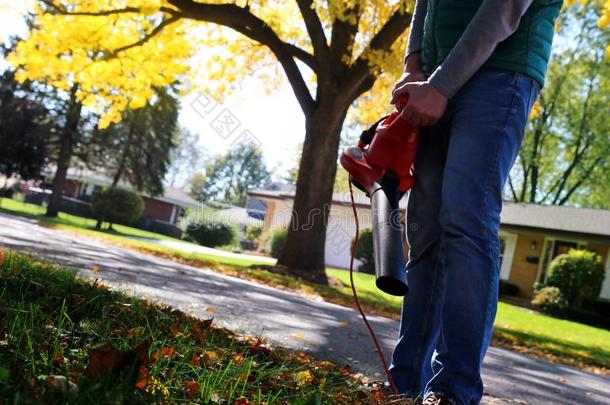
[391,0,428,104]
[428,0,535,98]
[395,0,536,126]
[405,0,428,62]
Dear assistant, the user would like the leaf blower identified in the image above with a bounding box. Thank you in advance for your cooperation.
[342,96,419,396]
[340,96,419,297]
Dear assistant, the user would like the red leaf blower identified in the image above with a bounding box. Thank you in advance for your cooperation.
[340,97,419,296]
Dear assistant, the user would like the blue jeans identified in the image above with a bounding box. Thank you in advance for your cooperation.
[389,68,539,404]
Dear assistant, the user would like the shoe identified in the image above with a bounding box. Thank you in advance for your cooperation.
[422,393,455,405]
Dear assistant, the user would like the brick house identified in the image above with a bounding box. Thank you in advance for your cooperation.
[44,168,198,226]
[248,188,610,301]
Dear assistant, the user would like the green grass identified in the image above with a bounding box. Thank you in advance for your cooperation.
[0,250,384,404]
[494,302,610,368]
[0,197,178,242]
[2,197,610,371]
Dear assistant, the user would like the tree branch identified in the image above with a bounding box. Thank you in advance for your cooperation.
[40,0,178,17]
[329,2,362,73]
[338,7,411,105]
[295,0,330,68]
[167,0,315,115]
[104,15,181,58]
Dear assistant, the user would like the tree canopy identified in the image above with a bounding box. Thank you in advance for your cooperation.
[191,142,270,207]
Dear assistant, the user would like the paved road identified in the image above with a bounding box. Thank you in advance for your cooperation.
[0,212,608,404]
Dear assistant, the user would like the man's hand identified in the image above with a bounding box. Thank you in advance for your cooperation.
[391,70,428,105]
[391,52,427,105]
[395,81,448,127]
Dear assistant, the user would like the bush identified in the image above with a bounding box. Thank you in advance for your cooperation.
[245,224,263,243]
[185,219,236,248]
[91,188,144,227]
[270,227,288,258]
[353,228,375,275]
[546,249,605,308]
[531,286,567,314]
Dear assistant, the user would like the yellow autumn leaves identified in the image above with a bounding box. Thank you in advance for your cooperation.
[7,1,193,128]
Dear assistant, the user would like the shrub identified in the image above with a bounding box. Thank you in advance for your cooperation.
[353,228,375,275]
[185,219,236,248]
[91,188,144,227]
[270,227,288,258]
[546,249,605,308]
[531,286,567,314]
[245,224,263,243]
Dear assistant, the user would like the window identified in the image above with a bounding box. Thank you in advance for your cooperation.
[499,233,517,281]
[537,238,587,283]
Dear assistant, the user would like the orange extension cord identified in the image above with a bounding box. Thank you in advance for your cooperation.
[348,179,399,396]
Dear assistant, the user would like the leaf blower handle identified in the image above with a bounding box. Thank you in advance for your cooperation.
[395,94,409,111]
[357,95,409,149]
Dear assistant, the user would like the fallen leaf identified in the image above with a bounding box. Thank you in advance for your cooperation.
[206,307,217,313]
[86,341,149,379]
[152,347,175,361]
[91,266,101,274]
[290,332,305,340]
[53,350,65,365]
[294,370,315,387]
[203,351,219,366]
[126,327,145,339]
[184,380,199,399]
[296,352,309,363]
[189,352,201,367]
[248,338,271,357]
[135,364,147,390]
[234,398,249,405]
[85,344,126,378]
[232,354,244,364]
[373,390,385,402]
[192,319,212,343]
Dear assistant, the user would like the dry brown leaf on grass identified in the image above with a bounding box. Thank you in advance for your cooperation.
[152,347,175,361]
[189,352,201,367]
[183,380,200,399]
[86,341,149,379]
[85,343,127,378]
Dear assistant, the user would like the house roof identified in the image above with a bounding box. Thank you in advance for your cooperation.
[248,188,409,209]
[214,206,263,227]
[43,166,199,209]
[248,188,610,238]
[500,202,610,238]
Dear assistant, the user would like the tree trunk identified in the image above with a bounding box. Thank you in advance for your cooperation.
[46,88,82,217]
[276,97,348,284]
[112,110,139,187]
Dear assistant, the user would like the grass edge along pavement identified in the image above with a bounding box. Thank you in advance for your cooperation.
[1,198,610,375]
[0,249,389,404]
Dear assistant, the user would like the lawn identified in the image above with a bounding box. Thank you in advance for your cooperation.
[2,197,609,372]
[0,250,385,403]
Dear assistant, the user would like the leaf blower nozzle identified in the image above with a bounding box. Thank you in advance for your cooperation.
[340,96,419,296]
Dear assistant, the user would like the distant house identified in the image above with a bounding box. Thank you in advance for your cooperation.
[38,168,198,227]
[248,188,610,301]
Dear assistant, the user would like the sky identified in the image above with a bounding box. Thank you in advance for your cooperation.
[0,1,307,184]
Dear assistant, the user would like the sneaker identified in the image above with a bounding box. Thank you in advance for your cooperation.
[422,393,455,405]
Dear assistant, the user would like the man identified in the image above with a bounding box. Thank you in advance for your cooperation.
[389,0,563,404]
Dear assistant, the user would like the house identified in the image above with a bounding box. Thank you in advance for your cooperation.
[248,188,610,301]
[39,167,199,227]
